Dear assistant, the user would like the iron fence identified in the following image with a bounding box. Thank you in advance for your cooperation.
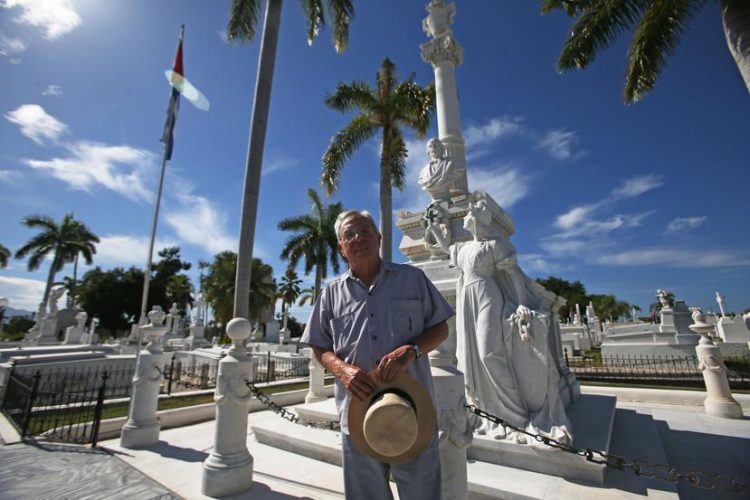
[1,363,135,446]
[565,352,750,390]
[162,352,310,395]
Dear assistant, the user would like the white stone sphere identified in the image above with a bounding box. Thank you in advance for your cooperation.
[226,317,252,342]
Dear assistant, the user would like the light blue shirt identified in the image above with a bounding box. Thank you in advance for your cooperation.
[302,261,455,434]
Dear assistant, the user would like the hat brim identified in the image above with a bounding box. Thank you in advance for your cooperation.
[348,370,437,464]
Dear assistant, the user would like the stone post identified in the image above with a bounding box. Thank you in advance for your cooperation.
[202,318,254,497]
[120,306,168,448]
[304,347,327,403]
[689,309,743,419]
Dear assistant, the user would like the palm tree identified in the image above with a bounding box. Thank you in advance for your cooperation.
[278,188,344,301]
[0,243,10,268]
[202,251,276,326]
[277,267,302,330]
[541,0,750,103]
[166,274,195,312]
[322,58,435,261]
[15,213,99,315]
[227,0,355,321]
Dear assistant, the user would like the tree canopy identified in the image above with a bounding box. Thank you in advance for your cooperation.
[536,275,632,321]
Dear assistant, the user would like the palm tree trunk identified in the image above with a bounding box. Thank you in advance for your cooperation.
[234,0,283,319]
[379,129,393,262]
[722,0,750,93]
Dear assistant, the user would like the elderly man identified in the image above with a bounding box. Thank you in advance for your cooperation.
[302,210,454,500]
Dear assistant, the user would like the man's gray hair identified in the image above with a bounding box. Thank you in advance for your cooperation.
[335,210,378,241]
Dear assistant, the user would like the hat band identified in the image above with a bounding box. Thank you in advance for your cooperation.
[369,387,417,412]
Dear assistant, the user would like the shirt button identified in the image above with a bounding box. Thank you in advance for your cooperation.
[373,335,378,340]
[370,313,374,318]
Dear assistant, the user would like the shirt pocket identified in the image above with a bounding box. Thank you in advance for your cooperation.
[390,299,424,343]
[329,311,358,357]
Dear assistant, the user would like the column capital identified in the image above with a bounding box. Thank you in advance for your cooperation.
[421,32,463,66]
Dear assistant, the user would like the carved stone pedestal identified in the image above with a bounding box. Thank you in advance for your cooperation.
[690,315,743,419]
[202,318,254,497]
[121,307,168,448]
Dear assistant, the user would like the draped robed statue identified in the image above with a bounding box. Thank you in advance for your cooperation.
[427,199,572,445]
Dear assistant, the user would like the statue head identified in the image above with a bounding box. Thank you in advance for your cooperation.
[463,200,491,239]
[426,138,445,161]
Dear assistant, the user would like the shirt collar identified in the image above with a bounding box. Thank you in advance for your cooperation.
[344,259,395,284]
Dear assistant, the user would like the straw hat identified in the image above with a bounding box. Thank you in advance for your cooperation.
[348,370,437,464]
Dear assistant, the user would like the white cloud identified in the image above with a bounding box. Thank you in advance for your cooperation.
[554,204,597,230]
[518,253,556,274]
[0,169,22,182]
[42,84,63,97]
[468,166,530,208]
[5,104,68,144]
[164,192,237,255]
[262,156,299,176]
[0,275,45,311]
[8,57,21,64]
[536,129,581,160]
[2,0,82,40]
[464,117,524,148]
[667,216,706,233]
[596,248,750,268]
[539,238,589,256]
[93,234,178,267]
[611,174,663,198]
[0,33,27,56]
[24,141,156,201]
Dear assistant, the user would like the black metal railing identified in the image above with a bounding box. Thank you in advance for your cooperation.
[564,352,750,390]
[1,363,135,446]
[162,352,311,395]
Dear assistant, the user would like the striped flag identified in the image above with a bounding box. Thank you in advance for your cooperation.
[161,25,209,161]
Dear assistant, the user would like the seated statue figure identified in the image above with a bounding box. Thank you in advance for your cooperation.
[419,138,460,202]
[427,199,572,445]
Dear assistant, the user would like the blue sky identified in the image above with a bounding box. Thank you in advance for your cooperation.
[1,0,748,320]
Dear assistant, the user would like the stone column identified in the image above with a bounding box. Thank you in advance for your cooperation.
[304,347,327,404]
[120,307,168,448]
[202,318,254,497]
[420,0,468,197]
[689,310,743,419]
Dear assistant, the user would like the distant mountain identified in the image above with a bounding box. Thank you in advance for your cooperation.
[1,306,34,318]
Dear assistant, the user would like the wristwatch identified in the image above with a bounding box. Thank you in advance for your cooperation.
[408,342,423,359]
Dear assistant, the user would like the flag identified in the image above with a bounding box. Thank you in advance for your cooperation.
[164,25,209,111]
[161,27,183,161]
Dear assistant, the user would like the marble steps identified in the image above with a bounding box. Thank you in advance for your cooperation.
[251,395,679,498]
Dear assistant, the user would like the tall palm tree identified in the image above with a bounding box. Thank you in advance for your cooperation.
[541,0,750,103]
[0,243,10,269]
[278,188,344,301]
[277,267,302,330]
[322,58,435,261]
[15,213,99,314]
[227,0,355,321]
[297,285,316,307]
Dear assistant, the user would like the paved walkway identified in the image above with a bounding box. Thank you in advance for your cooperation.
[0,440,179,500]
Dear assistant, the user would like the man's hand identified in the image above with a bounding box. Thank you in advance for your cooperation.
[376,345,415,383]
[312,347,378,401]
[338,363,377,401]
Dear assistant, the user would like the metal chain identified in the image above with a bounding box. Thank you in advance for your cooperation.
[243,379,340,431]
[466,404,748,494]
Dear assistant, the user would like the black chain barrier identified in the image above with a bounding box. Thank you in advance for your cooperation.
[466,404,748,494]
[239,377,746,494]
[243,378,340,431]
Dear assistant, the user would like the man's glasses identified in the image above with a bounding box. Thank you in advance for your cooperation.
[341,228,375,243]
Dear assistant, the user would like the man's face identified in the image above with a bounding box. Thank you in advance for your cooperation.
[427,140,441,160]
[338,215,381,266]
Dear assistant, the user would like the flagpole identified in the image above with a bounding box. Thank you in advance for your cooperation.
[135,24,184,363]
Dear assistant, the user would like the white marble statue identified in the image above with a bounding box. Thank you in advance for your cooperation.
[419,138,461,201]
[656,289,670,309]
[427,199,572,445]
[47,286,65,316]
